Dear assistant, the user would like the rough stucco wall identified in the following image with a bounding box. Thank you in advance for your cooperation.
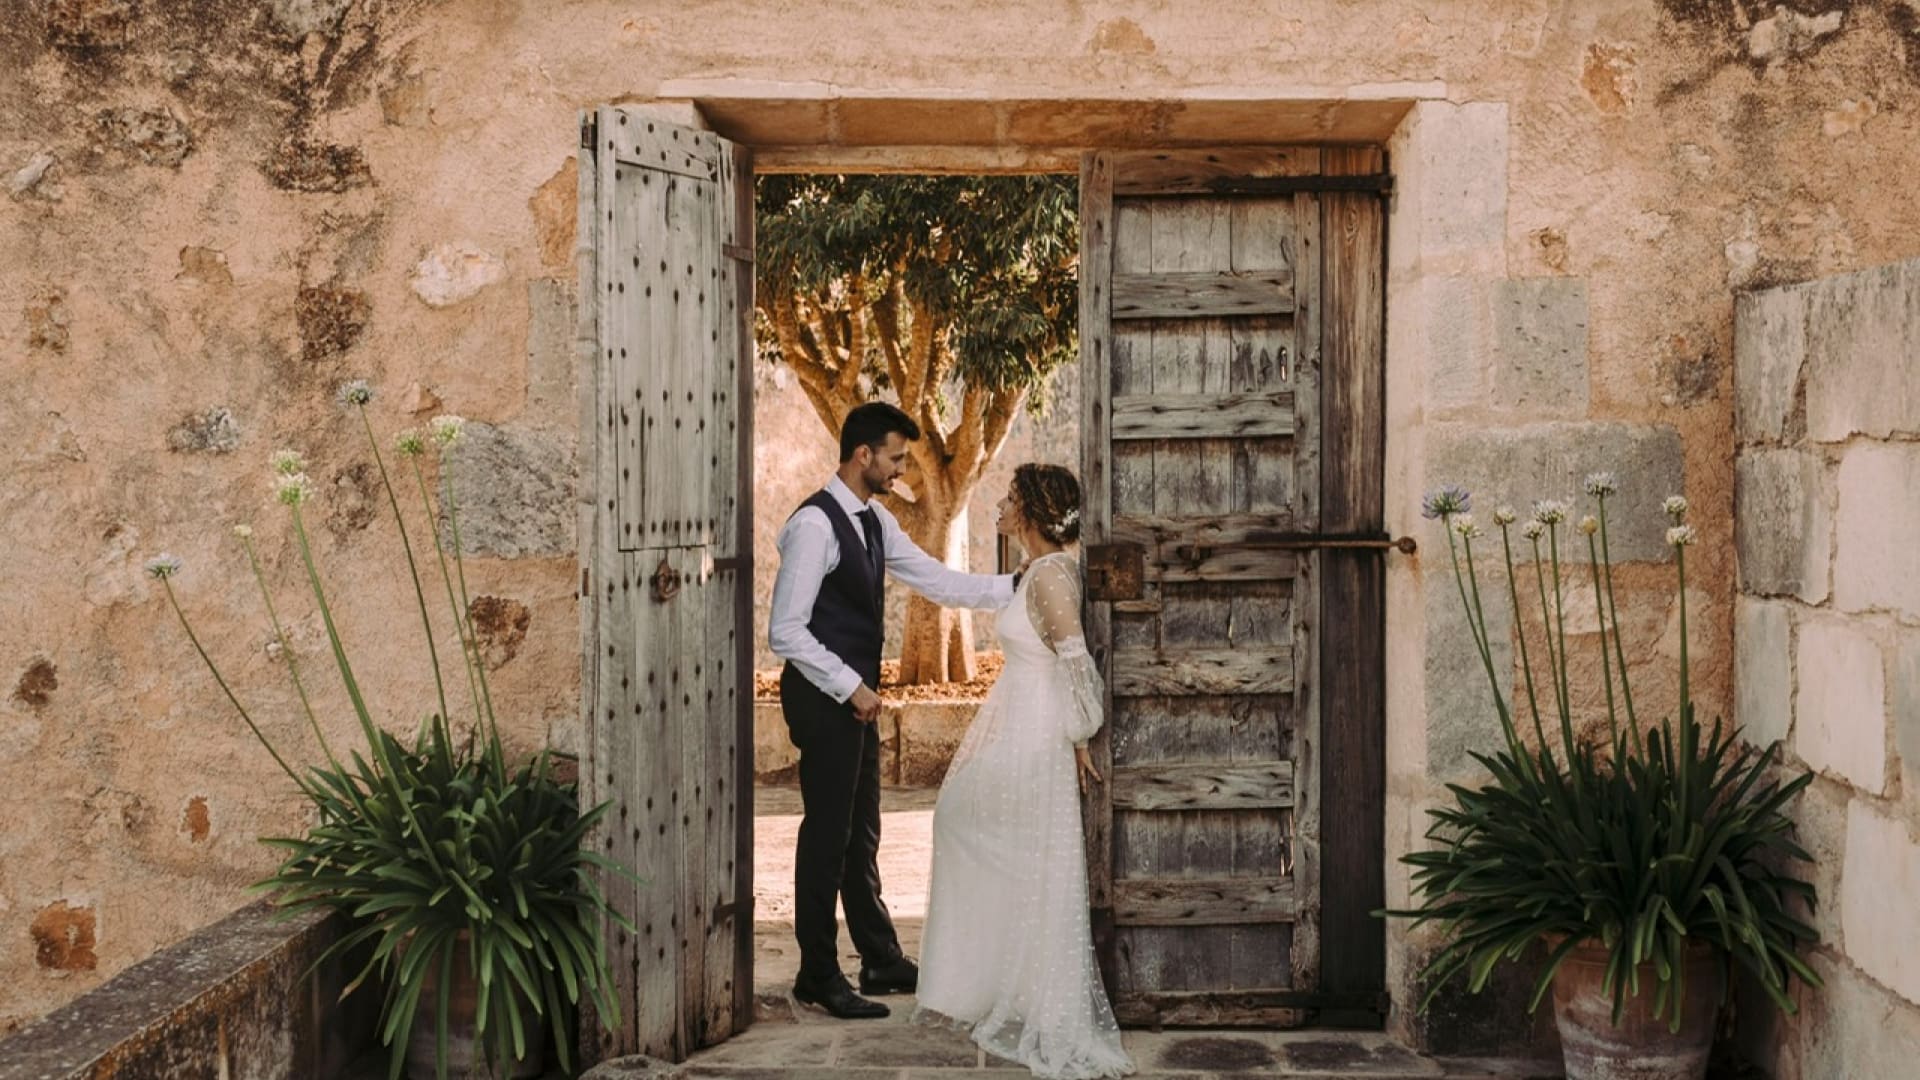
[3,0,1919,1039]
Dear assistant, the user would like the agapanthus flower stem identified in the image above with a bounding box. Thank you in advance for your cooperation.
[239,535,343,778]
[159,579,310,796]
[409,455,486,739]
[357,406,452,729]
[1500,526,1547,750]
[1585,531,1619,746]
[1595,495,1642,754]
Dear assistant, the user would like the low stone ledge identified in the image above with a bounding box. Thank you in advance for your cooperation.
[0,900,376,1080]
[753,700,980,787]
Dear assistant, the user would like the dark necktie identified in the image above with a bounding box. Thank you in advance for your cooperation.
[856,508,883,579]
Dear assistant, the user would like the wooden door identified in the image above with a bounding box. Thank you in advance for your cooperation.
[579,106,755,1061]
[1077,148,1387,1026]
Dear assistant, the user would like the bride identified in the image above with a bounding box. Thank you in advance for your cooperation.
[914,464,1134,1079]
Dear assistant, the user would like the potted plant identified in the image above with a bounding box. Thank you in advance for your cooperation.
[148,383,637,1080]
[1384,478,1821,1080]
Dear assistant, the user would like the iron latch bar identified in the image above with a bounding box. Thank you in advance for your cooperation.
[1175,532,1415,564]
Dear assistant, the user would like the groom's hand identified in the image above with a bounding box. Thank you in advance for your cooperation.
[849,684,883,724]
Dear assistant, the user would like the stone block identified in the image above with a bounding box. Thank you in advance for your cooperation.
[1842,800,1920,1006]
[1408,276,1488,414]
[1425,422,1684,562]
[1735,598,1793,749]
[895,702,977,786]
[1735,448,1830,603]
[1424,571,1514,783]
[411,242,506,308]
[524,278,577,430]
[1805,258,1920,442]
[1733,284,1808,443]
[96,107,191,168]
[166,407,240,454]
[1391,101,1509,277]
[1895,630,1920,794]
[443,423,575,558]
[1794,615,1886,794]
[1493,277,1589,415]
[1796,950,1920,1080]
[1835,442,1920,621]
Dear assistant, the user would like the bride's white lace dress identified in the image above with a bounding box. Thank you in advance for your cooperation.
[914,552,1134,1079]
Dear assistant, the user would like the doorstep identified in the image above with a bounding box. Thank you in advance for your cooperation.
[584,994,1562,1079]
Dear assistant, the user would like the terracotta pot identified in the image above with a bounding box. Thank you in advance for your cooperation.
[404,932,546,1080]
[1550,938,1722,1080]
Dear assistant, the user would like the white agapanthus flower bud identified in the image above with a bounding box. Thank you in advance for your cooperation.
[1584,472,1619,497]
[337,379,374,407]
[1493,506,1517,526]
[394,429,427,457]
[271,449,307,476]
[1532,499,1570,526]
[430,414,466,447]
[1452,514,1483,539]
[275,472,314,506]
[1522,521,1546,541]
[1664,495,1689,520]
[1578,515,1599,536]
[144,553,183,579]
[233,524,253,539]
[1667,524,1697,547]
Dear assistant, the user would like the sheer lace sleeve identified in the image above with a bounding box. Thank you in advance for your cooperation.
[1025,555,1105,746]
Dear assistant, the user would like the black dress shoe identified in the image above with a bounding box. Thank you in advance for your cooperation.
[793,975,890,1019]
[858,955,919,996]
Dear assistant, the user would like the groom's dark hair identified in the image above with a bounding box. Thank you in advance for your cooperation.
[839,401,921,462]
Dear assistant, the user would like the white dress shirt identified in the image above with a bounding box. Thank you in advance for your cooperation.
[769,475,1015,702]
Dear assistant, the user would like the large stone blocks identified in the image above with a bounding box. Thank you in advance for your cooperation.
[443,423,576,558]
[1804,257,1920,443]
[1734,448,1830,602]
[1391,101,1509,277]
[1733,283,1808,444]
[1842,800,1920,1007]
[1425,422,1684,562]
[1423,572,1514,783]
[1896,630,1920,794]
[1835,442,1920,621]
[1735,598,1793,749]
[523,278,577,430]
[1493,278,1589,415]
[1794,615,1886,794]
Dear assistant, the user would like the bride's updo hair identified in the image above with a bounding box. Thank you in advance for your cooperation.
[1012,464,1083,544]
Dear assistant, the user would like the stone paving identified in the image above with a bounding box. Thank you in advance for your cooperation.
[606,787,1559,1080]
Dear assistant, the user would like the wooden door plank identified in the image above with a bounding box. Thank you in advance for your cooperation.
[1112,270,1296,318]
[613,110,724,180]
[1110,648,1294,696]
[1110,392,1295,440]
[1285,150,1326,997]
[1111,147,1325,195]
[675,554,707,1059]
[1110,762,1295,811]
[727,141,757,1039]
[1113,877,1298,926]
[1109,513,1304,546]
[1317,145,1387,1005]
[1076,153,1118,968]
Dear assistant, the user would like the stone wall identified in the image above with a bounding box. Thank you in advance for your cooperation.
[5,0,1920,1039]
[1729,258,1920,1079]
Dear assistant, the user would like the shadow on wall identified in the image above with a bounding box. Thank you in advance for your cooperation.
[749,360,1081,671]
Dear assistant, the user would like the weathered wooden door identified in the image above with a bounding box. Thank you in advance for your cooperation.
[1077,148,1387,1025]
[578,107,755,1061]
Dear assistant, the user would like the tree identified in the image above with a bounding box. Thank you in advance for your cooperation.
[756,174,1078,684]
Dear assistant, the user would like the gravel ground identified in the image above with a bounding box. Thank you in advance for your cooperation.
[753,784,940,996]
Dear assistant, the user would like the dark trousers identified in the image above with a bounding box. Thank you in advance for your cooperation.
[782,667,901,984]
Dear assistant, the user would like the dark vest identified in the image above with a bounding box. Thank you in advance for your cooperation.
[786,489,887,688]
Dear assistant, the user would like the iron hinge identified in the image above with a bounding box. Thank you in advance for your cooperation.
[580,112,597,150]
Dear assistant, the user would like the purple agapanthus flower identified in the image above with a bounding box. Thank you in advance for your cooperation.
[1421,485,1472,520]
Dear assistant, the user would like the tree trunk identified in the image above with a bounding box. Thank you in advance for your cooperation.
[891,488,978,685]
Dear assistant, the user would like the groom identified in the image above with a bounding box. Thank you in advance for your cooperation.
[768,401,1017,1019]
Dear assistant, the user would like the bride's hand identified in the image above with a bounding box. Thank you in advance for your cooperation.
[1074,745,1102,795]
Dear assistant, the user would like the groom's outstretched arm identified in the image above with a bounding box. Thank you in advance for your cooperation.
[768,513,864,703]
[875,504,1016,610]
